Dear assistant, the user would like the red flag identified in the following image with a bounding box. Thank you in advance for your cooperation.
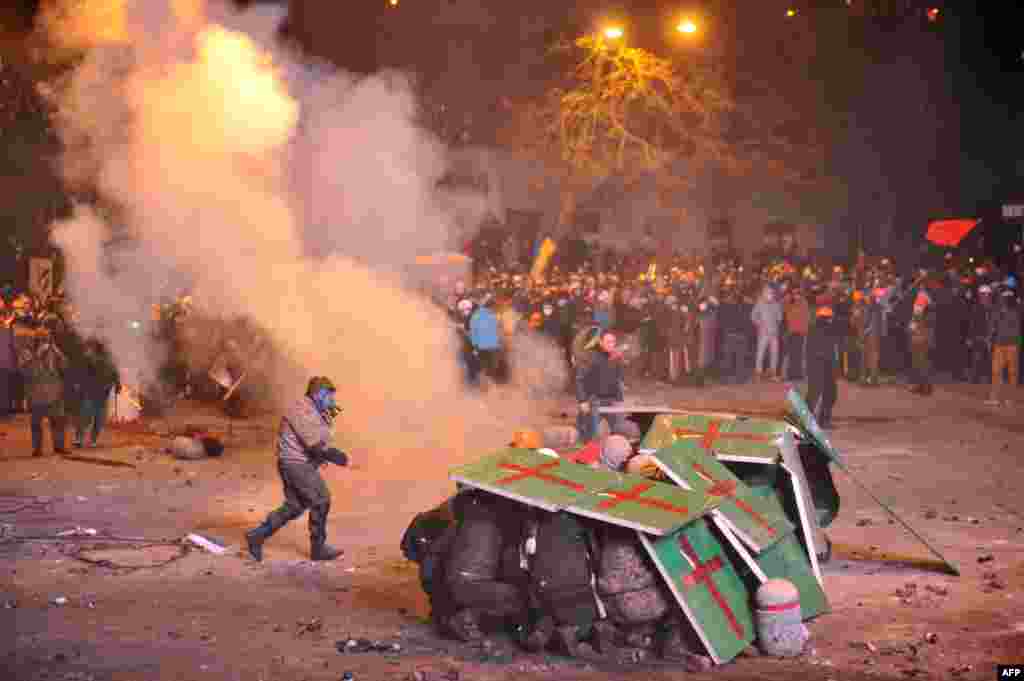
[926,219,979,247]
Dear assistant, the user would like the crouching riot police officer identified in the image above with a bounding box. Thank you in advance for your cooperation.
[246,376,350,562]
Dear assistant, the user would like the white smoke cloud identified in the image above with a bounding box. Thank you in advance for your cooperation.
[45,0,566,469]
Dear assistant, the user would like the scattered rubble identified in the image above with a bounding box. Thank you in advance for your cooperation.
[57,527,98,537]
[410,670,460,681]
[295,617,323,637]
[336,638,403,654]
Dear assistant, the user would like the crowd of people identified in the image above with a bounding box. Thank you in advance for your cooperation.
[1,285,121,456]
[2,238,1022,450]
[439,244,1024,424]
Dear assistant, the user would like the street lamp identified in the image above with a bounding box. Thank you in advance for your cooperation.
[676,19,698,35]
[603,25,624,40]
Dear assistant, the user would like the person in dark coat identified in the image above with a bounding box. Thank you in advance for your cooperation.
[71,339,121,448]
[966,286,995,383]
[805,305,843,429]
[716,291,750,384]
[576,331,628,442]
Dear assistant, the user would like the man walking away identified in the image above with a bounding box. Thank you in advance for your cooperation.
[987,290,1021,406]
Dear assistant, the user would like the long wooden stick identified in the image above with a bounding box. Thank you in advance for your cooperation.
[832,461,960,576]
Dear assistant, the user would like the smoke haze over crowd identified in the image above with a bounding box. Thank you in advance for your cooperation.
[43,0,567,475]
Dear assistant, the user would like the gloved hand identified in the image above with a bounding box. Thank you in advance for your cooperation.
[578,402,590,414]
[320,447,349,467]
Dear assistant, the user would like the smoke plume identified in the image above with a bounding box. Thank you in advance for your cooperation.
[44,0,567,482]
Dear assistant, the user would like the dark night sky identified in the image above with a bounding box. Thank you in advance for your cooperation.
[5,0,1021,247]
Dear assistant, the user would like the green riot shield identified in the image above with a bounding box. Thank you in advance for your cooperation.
[449,448,720,536]
[640,518,756,664]
[641,413,786,463]
[652,440,793,554]
[786,388,844,465]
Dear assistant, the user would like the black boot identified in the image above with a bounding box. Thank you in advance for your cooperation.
[309,504,343,561]
[246,522,272,562]
[246,507,295,562]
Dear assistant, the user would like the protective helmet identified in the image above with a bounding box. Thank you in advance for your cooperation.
[306,376,336,397]
[600,435,632,472]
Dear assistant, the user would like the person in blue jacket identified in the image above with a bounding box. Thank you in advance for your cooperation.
[468,293,502,387]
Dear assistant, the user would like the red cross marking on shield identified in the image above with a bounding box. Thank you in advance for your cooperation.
[496,461,585,491]
[673,420,772,451]
[596,482,690,515]
[677,534,745,639]
[691,462,776,537]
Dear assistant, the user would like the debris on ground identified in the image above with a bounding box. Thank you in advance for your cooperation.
[185,533,227,554]
[336,638,403,654]
[411,669,461,681]
[981,571,1006,592]
[57,527,98,537]
[168,434,225,460]
[295,617,323,637]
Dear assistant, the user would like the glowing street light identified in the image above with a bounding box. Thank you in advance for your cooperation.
[676,19,698,35]
[603,25,624,40]
[786,8,797,17]
[388,0,398,6]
